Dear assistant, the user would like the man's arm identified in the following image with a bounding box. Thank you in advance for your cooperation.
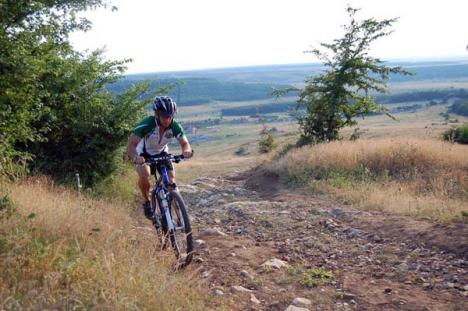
[127,134,142,163]
[178,136,193,158]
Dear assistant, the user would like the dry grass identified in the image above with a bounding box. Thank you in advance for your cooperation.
[0,177,211,310]
[269,138,468,222]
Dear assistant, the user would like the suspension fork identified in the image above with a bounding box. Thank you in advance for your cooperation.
[159,165,174,231]
[158,190,173,231]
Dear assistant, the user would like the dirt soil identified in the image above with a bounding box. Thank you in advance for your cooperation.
[175,170,468,311]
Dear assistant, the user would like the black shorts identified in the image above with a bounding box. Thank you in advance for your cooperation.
[147,152,174,176]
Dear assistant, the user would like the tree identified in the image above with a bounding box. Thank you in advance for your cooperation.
[0,1,167,185]
[293,6,409,145]
[0,1,109,175]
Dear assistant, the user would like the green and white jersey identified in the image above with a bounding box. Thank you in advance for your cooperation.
[132,116,185,155]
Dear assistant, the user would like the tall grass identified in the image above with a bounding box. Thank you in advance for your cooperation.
[0,177,210,310]
[269,138,468,222]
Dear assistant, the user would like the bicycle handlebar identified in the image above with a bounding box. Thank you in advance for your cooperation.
[143,152,192,164]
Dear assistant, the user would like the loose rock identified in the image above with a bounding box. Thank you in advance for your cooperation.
[232,285,253,293]
[261,258,289,270]
[240,270,255,281]
[285,305,309,311]
[193,239,206,249]
[250,294,261,304]
[292,297,312,307]
[200,228,227,237]
[214,289,224,296]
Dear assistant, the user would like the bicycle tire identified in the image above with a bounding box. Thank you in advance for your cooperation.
[151,190,168,249]
[167,191,193,266]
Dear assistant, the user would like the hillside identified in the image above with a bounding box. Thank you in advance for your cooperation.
[0,178,209,309]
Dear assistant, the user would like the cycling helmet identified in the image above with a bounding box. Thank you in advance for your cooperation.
[152,96,177,117]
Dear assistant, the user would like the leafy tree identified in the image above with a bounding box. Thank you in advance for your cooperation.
[282,6,410,145]
[0,1,109,173]
[0,1,169,185]
[23,51,155,186]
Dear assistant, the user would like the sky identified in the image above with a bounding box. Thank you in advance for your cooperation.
[70,0,468,74]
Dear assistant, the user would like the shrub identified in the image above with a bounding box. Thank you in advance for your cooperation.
[258,125,277,153]
[442,123,468,144]
[0,192,16,221]
[234,145,249,156]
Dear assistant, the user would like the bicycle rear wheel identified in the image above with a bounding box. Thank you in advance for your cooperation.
[167,191,193,266]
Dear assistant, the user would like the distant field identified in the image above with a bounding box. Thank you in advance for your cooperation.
[176,96,296,121]
[112,59,468,110]
[388,79,468,92]
[343,104,468,140]
[175,100,467,184]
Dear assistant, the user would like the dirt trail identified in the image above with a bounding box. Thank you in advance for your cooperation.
[177,172,467,311]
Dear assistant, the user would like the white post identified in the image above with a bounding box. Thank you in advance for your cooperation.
[75,173,82,193]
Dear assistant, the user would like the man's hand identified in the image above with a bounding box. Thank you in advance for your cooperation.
[135,155,146,165]
[183,150,193,159]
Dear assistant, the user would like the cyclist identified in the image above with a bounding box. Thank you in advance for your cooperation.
[127,96,193,219]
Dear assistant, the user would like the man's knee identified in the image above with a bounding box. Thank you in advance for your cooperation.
[135,164,150,179]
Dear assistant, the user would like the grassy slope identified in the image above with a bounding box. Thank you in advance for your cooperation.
[0,178,211,310]
[268,138,468,222]
[260,104,468,223]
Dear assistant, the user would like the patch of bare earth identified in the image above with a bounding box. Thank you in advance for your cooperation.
[174,171,467,310]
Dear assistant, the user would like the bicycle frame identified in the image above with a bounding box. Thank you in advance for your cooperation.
[152,165,174,231]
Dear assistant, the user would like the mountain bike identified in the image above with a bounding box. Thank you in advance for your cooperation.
[144,153,193,267]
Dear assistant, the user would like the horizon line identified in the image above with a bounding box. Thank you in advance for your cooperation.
[125,55,468,76]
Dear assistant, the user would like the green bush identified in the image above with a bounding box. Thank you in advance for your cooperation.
[258,126,277,153]
[442,123,468,144]
[234,145,249,156]
[0,1,167,186]
[0,192,16,221]
[23,52,152,186]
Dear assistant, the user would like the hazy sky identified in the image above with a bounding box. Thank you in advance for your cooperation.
[70,0,468,73]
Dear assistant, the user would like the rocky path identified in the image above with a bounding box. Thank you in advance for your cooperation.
[178,174,468,311]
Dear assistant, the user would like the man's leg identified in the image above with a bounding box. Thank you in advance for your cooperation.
[168,169,175,184]
[135,164,151,202]
[135,164,153,219]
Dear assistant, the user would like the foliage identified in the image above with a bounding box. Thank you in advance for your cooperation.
[258,125,277,153]
[448,100,468,117]
[0,0,165,186]
[287,266,334,288]
[0,192,16,221]
[293,6,409,144]
[0,0,109,175]
[442,123,468,144]
[25,55,152,186]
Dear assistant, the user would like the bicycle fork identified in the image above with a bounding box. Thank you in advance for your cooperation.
[159,191,174,231]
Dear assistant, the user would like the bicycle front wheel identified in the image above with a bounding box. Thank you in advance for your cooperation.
[151,191,168,249]
[167,191,193,266]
